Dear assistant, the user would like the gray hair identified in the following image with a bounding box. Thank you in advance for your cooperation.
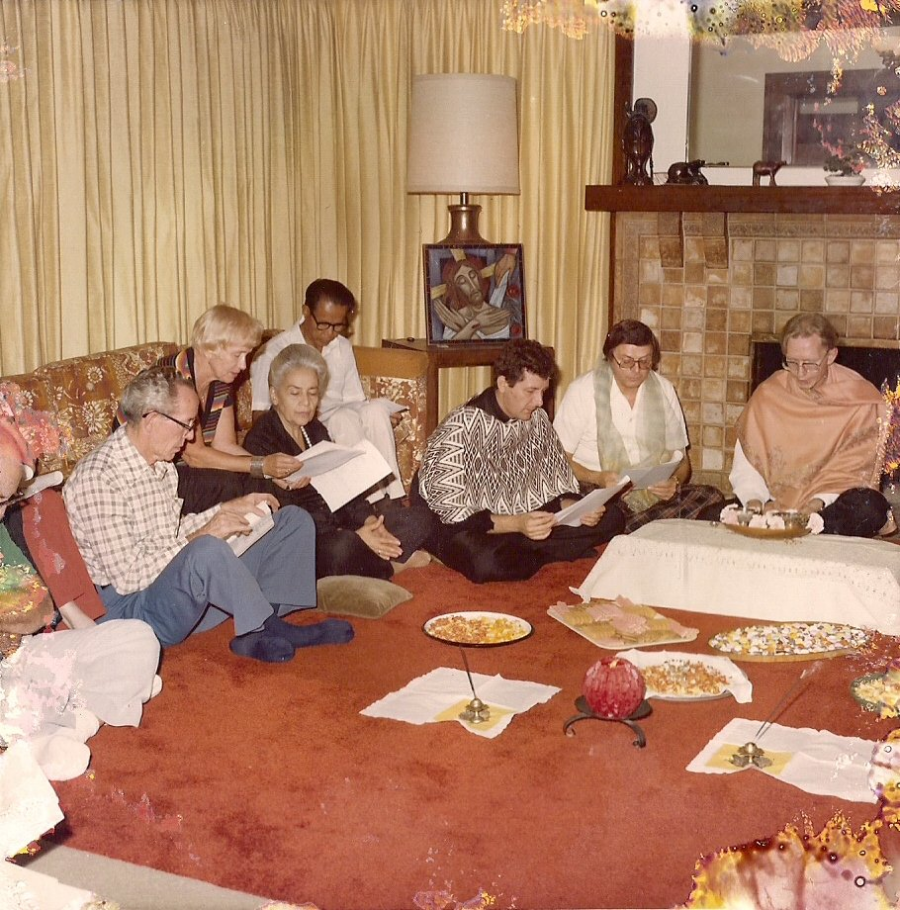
[268,344,328,393]
[120,366,194,423]
[780,313,838,353]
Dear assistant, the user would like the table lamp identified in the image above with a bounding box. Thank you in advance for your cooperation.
[407,73,520,244]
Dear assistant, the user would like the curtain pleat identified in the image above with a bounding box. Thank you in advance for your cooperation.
[0,0,612,410]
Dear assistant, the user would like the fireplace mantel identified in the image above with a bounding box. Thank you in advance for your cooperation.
[587,184,900,268]
[585,184,900,215]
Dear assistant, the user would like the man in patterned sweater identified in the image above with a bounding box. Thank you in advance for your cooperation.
[413,340,625,583]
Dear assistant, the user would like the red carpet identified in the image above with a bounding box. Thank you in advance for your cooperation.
[53,556,894,909]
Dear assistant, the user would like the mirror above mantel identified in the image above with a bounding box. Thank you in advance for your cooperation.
[632,21,900,187]
[690,28,900,169]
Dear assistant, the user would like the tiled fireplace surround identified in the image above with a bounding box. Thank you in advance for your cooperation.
[613,211,900,492]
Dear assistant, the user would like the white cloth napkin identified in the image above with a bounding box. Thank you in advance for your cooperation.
[0,741,64,859]
[360,667,560,739]
[615,649,753,703]
[687,717,880,803]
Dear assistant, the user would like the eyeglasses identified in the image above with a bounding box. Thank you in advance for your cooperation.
[611,355,653,371]
[144,410,198,435]
[781,355,828,374]
[311,318,348,333]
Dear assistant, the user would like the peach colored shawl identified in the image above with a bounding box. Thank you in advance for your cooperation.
[737,363,883,510]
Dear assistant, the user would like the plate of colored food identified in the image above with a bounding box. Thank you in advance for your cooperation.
[709,621,869,662]
[423,611,534,647]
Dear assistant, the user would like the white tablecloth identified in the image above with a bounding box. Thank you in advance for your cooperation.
[575,520,900,634]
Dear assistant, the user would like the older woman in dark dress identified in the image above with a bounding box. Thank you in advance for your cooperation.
[243,344,432,579]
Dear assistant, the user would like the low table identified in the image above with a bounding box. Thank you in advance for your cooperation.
[575,519,900,635]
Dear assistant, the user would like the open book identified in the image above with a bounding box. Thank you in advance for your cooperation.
[227,503,275,557]
[554,476,630,527]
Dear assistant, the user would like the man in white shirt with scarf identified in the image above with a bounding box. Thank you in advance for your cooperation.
[554,319,723,533]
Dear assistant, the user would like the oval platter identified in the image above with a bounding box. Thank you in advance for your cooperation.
[709,621,869,662]
[723,524,810,541]
[423,611,534,648]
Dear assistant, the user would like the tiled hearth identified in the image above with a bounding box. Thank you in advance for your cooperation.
[613,212,900,492]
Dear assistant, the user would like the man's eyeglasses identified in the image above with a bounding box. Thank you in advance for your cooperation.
[144,410,198,434]
[311,318,348,333]
[782,355,828,374]
[611,355,653,371]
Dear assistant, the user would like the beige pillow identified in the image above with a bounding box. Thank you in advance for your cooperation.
[316,575,412,618]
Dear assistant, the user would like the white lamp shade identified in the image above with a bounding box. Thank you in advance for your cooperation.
[407,74,520,195]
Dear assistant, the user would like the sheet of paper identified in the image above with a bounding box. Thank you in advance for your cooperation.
[284,440,363,483]
[311,439,392,511]
[626,451,683,490]
[228,502,275,557]
[554,476,630,527]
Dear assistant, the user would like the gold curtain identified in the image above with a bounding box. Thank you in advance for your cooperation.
[0,0,613,407]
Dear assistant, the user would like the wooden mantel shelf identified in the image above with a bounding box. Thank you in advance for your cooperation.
[585,184,900,215]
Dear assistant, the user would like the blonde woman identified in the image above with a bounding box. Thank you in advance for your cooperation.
[155,305,301,512]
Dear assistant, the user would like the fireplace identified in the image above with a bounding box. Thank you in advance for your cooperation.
[608,209,900,492]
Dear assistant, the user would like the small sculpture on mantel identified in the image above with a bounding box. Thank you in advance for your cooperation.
[622,97,657,186]
[665,160,708,185]
[752,160,786,186]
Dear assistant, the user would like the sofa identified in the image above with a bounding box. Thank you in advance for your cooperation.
[0,341,430,491]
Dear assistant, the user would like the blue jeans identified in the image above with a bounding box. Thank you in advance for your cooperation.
[99,506,316,646]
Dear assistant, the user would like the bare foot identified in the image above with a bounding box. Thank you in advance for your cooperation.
[391,549,431,574]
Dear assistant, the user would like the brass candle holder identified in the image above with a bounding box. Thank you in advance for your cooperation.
[458,648,491,724]
[729,741,772,769]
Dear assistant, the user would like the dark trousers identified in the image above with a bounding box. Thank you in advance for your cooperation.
[426,506,625,584]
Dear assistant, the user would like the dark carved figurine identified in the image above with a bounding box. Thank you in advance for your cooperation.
[665,160,708,185]
[622,97,657,186]
[752,160,786,186]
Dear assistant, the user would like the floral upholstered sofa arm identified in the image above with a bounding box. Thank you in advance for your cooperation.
[0,342,179,476]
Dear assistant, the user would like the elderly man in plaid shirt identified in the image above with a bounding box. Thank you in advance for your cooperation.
[64,366,352,663]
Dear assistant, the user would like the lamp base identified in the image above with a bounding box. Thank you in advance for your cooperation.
[441,204,489,244]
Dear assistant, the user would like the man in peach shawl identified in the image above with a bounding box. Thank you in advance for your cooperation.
[730,314,891,538]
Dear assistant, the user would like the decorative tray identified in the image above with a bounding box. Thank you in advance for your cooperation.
[709,621,870,662]
[423,611,533,647]
[548,597,698,650]
[641,658,731,702]
[615,648,752,703]
[723,524,810,541]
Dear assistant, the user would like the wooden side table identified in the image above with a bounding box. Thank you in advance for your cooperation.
[381,338,555,434]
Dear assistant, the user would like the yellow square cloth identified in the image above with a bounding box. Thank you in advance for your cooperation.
[434,699,516,734]
[706,742,793,776]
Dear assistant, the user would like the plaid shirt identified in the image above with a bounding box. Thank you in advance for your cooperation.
[64,426,219,594]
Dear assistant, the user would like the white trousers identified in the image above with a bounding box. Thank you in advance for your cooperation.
[1,619,161,780]
[325,402,405,500]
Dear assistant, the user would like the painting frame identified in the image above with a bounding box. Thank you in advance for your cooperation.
[422,243,527,345]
